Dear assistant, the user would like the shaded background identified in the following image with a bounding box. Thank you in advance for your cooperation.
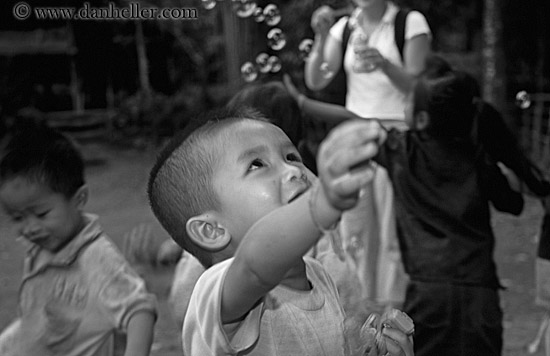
[0,0,548,126]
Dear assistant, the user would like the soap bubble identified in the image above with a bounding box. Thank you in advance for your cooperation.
[232,0,257,18]
[201,0,216,10]
[268,56,282,73]
[267,28,286,51]
[241,61,258,82]
[253,7,265,23]
[515,90,531,109]
[255,53,272,73]
[299,39,314,61]
[263,4,281,26]
[320,62,334,79]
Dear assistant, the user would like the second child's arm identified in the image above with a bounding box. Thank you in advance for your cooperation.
[283,74,358,125]
[304,6,342,90]
[222,120,383,323]
[123,311,156,356]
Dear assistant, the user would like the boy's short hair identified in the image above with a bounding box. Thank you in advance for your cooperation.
[414,57,478,139]
[148,108,268,268]
[0,125,85,197]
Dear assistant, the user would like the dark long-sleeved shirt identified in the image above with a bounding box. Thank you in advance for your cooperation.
[376,129,523,288]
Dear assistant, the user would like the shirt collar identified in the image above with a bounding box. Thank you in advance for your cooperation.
[24,213,102,272]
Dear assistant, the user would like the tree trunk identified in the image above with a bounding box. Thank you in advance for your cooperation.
[135,20,152,96]
[221,3,240,94]
[220,2,257,95]
[536,0,550,92]
[482,0,506,111]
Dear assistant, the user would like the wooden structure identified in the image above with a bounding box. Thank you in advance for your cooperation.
[0,26,112,141]
[0,27,82,111]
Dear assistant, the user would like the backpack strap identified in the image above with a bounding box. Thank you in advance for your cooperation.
[341,17,352,60]
[339,16,352,76]
[394,8,410,63]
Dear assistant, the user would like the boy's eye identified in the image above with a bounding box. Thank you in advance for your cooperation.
[11,215,23,223]
[286,152,302,163]
[36,211,49,218]
[248,159,264,171]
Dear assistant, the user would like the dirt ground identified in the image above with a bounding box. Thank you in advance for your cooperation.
[0,141,547,356]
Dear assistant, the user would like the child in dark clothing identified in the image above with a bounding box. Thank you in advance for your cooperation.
[285,55,529,355]
[375,67,523,356]
[284,55,550,198]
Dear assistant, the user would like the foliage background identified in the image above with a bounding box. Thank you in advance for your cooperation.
[0,0,548,134]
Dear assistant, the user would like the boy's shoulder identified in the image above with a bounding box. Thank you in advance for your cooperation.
[192,257,337,303]
[198,257,332,285]
[184,257,346,355]
[193,257,233,290]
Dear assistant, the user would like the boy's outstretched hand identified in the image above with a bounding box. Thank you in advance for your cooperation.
[317,119,385,211]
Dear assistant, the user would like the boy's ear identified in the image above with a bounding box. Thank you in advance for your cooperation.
[73,186,89,209]
[414,111,430,131]
[186,213,231,251]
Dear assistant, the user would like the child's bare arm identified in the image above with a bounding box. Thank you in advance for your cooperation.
[283,74,358,125]
[123,311,156,356]
[221,120,383,323]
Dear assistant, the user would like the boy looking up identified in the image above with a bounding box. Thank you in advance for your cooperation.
[148,109,412,356]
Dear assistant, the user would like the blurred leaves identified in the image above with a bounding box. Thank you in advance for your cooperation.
[0,0,548,126]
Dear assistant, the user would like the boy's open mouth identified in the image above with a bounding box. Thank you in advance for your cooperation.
[287,185,310,204]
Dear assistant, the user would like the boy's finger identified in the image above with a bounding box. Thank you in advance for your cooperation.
[331,166,376,197]
[382,328,414,356]
[321,122,382,161]
[325,120,381,145]
[326,142,379,176]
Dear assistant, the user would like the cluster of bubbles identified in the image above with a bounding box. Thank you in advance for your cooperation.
[201,0,315,82]
[240,53,282,82]
[298,38,334,78]
[298,38,313,61]
[515,90,532,109]
[201,0,281,25]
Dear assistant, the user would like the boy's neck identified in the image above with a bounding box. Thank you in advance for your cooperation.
[53,213,87,253]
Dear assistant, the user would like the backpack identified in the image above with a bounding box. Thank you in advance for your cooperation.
[313,8,411,106]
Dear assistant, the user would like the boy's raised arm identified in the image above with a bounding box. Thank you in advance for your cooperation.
[221,120,384,323]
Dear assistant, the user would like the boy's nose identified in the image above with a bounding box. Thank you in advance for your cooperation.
[21,218,41,238]
[283,163,307,183]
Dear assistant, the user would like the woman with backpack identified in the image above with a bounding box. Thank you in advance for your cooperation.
[304,0,432,315]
